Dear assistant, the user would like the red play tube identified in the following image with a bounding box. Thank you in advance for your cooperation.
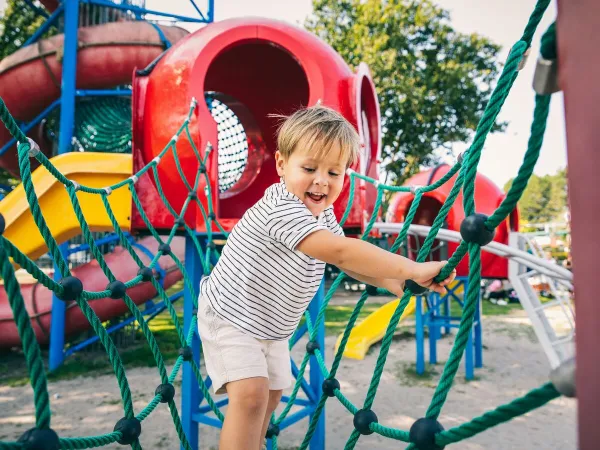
[0,21,189,175]
[0,236,185,349]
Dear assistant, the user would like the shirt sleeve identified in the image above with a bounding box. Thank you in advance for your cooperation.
[265,198,328,250]
[325,207,345,237]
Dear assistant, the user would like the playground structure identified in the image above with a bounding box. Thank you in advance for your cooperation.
[0,0,595,450]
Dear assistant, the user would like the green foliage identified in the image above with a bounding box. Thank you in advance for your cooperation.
[0,0,56,61]
[504,168,568,224]
[306,0,503,184]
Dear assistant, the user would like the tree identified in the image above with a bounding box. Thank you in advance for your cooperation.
[306,0,503,184]
[0,0,56,61]
[503,168,568,224]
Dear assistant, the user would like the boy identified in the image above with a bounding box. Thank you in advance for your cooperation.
[197,105,456,449]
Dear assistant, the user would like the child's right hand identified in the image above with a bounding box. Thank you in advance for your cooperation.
[411,260,456,295]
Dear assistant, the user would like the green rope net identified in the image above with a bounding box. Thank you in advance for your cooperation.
[0,3,567,449]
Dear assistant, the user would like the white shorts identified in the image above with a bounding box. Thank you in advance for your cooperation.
[197,301,293,395]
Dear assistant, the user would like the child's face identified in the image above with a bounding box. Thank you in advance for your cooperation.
[275,141,348,217]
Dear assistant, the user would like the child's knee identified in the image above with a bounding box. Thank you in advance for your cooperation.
[228,379,269,413]
[268,390,283,410]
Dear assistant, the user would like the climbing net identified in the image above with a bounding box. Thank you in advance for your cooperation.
[0,2,573,449]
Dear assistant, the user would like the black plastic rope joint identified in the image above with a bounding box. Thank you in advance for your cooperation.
[107,280,127,299]
[57,276,83,301]
[208,212,216,220]
[158,243,171,255]
[460,213,495,246]
[113,417,141,445]
[365,284,379,296]
[138,267,154,282]
[322,378,340,397]
[207,241,216,250]
[405,279,428,295]
[265,422,280,439]
[155,383,175,403]
[0,212,5,235]
[188,192,197,200]
[306,340,320,354]
[179,346,193,361]
[17,427,60,450]
[409,417,445,450]
[353,409,378,435]
[199,165,207,174]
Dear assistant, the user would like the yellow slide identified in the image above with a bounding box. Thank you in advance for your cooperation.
[335,280,464,360]
[335,297,417,360]
[0,152,132,262]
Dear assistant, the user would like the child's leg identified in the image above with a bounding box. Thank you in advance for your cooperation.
[260,390,283,447]
[221,377,270,450]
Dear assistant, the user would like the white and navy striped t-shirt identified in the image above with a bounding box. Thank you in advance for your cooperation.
[199,181,344,340]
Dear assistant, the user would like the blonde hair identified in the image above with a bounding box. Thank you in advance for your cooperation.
[273,105,360,168]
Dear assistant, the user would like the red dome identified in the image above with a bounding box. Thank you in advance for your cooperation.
[131,17,381,233]
[386,164,519,278]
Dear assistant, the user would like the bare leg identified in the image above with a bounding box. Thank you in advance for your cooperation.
[220,377,269,450]
[259,390,283,449]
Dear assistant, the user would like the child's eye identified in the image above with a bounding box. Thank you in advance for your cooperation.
[303,167,316,173]
[329,171,340,177]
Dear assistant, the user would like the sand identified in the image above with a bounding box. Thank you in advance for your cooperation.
[0,304,576,449]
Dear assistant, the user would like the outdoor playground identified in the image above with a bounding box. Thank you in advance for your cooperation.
[0,0,590,449]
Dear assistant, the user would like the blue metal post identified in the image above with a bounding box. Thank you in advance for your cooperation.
[474,293,483,368]
[308,280,325,450]
[465,328,474,380]
[49,0,79,371]
[429,293,438,365]
[443,292,451,335]
[182,234,203,450]
[415,295,425,375]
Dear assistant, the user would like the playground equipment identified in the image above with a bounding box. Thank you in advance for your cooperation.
[387,164,519,278]
[131,16,381,233]
[0,0,214,370]
[0,152,185,348]
[0,0,590,449]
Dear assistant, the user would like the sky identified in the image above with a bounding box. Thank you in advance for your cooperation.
[0,0,565,188]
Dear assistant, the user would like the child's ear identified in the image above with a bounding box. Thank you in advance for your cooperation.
[275,151,285,176]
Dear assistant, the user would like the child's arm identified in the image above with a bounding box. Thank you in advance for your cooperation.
[297,230,455,294]
[344,270,406,298]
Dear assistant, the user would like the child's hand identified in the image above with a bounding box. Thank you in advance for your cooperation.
[411,261,457,295]
[381,279,406,298]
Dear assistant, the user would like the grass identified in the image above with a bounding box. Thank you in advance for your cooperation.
[1,286,524,386]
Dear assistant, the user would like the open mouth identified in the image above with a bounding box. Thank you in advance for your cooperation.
[306,192,326,203]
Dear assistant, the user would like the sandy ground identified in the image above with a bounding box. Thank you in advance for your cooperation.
[0,298,576,449]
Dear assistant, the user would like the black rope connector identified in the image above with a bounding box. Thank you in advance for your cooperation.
[365,284,379,296]
[138,267,154,282]
[188,192,197,200]
[17,427,60,450]
[113,417,141,445]
[322,378,340,397]
[155,383,175,403]
[107,280,127,299]
[460,213,495,246]
[158,243,171,255]
[207,241,216,250]
[199,165,207,174]
[353,409,378,435]
[409,417,445,450]
[405,279,428,295]
[179,346,193,361]
[306,340,320,354]
[57,276,83,301]
[176,217,186,227]
[0,212,5,235]
[265,422,280,439]
[208,212,216,220]
[192,307,198,316]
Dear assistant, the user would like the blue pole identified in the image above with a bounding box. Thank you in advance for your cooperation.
[308,280,325,450]
[49,0,79,372]
[415,295,425,375]
[429,293,438,365]
[182,234,202,450]
[474,291,483,368]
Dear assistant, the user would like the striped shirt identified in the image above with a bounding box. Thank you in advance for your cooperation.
[199,181,344,340]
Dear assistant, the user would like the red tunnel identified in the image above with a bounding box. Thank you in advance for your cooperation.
[386,164,519,278]
[130,17,381,234]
